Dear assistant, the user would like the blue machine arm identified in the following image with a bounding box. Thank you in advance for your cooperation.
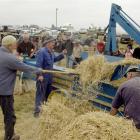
[106,3,140,54]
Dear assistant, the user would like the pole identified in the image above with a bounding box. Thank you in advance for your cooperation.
[56,8,58,28]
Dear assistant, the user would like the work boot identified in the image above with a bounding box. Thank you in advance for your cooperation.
[11,134,20,140]
[34,112,40,118]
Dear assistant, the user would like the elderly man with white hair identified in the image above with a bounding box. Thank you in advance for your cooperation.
[17,33,35,58]
[0,35,43,140]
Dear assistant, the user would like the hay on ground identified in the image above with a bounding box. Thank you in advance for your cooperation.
[56,112,140,140]
[36,93,94,140]
[36,93,140,140]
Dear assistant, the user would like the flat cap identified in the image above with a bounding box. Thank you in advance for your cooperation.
[124,65,140,77]
[43,36,56,46]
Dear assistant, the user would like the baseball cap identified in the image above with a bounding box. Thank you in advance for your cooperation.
[124,65,140,77]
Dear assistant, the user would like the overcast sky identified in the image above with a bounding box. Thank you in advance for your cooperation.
[0,0,140,31]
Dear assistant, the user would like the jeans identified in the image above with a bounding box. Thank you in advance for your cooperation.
[34,79,52,114]
[0,95,16,140]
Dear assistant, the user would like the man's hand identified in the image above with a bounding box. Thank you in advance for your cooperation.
[110,107,118,116]
[63,49,67,55]
[30,49,36,58]
[38,76,44,82]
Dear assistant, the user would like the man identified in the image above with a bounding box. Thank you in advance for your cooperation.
[34,36,66,117]
[110,66,140,129]
[31,36,41,51]
[54,35,65,55]
[125,44,133,58]
[0,35,43,140]
[72,39,83,66]
[64,35,74,68]
[17,33,35,58]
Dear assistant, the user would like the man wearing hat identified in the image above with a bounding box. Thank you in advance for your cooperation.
[34,36,66,117]
[0,35,43,140]
[110,66,140,130]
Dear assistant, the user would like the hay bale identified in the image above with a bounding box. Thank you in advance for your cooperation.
[76,55,111,86]
[49,93,94,115]
[56,112,140,140]
[36,93,94,140]
[76,56,140,87]
[36,97,76,140]
[36,93,140,140]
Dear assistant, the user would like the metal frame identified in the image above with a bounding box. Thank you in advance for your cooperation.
[106,3,140,54]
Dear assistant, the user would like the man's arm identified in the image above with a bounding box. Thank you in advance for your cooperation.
[29,42,36,58]
[110,107,118,116]
[36,50,44,68]
[110,87,124,115]
[36,50,44,81]
[7,55,42,74]
[54,53,64,62]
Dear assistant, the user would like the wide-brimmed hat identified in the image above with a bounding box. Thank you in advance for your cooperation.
[124,66,140,77]
[43,36,56,46]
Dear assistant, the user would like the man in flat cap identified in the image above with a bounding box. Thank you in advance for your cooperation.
[110,66,140,130]
[34,36,67,117]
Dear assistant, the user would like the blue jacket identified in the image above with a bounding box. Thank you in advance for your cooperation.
[36,47,64,82]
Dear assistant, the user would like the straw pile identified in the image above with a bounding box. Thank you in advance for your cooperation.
[56,112,140,140]
[76,56,140,87]
[36,93,140,140]
[0,92,139,140]
[76,55,114,86]
[110,78,127,88]
[36,93,94,140]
